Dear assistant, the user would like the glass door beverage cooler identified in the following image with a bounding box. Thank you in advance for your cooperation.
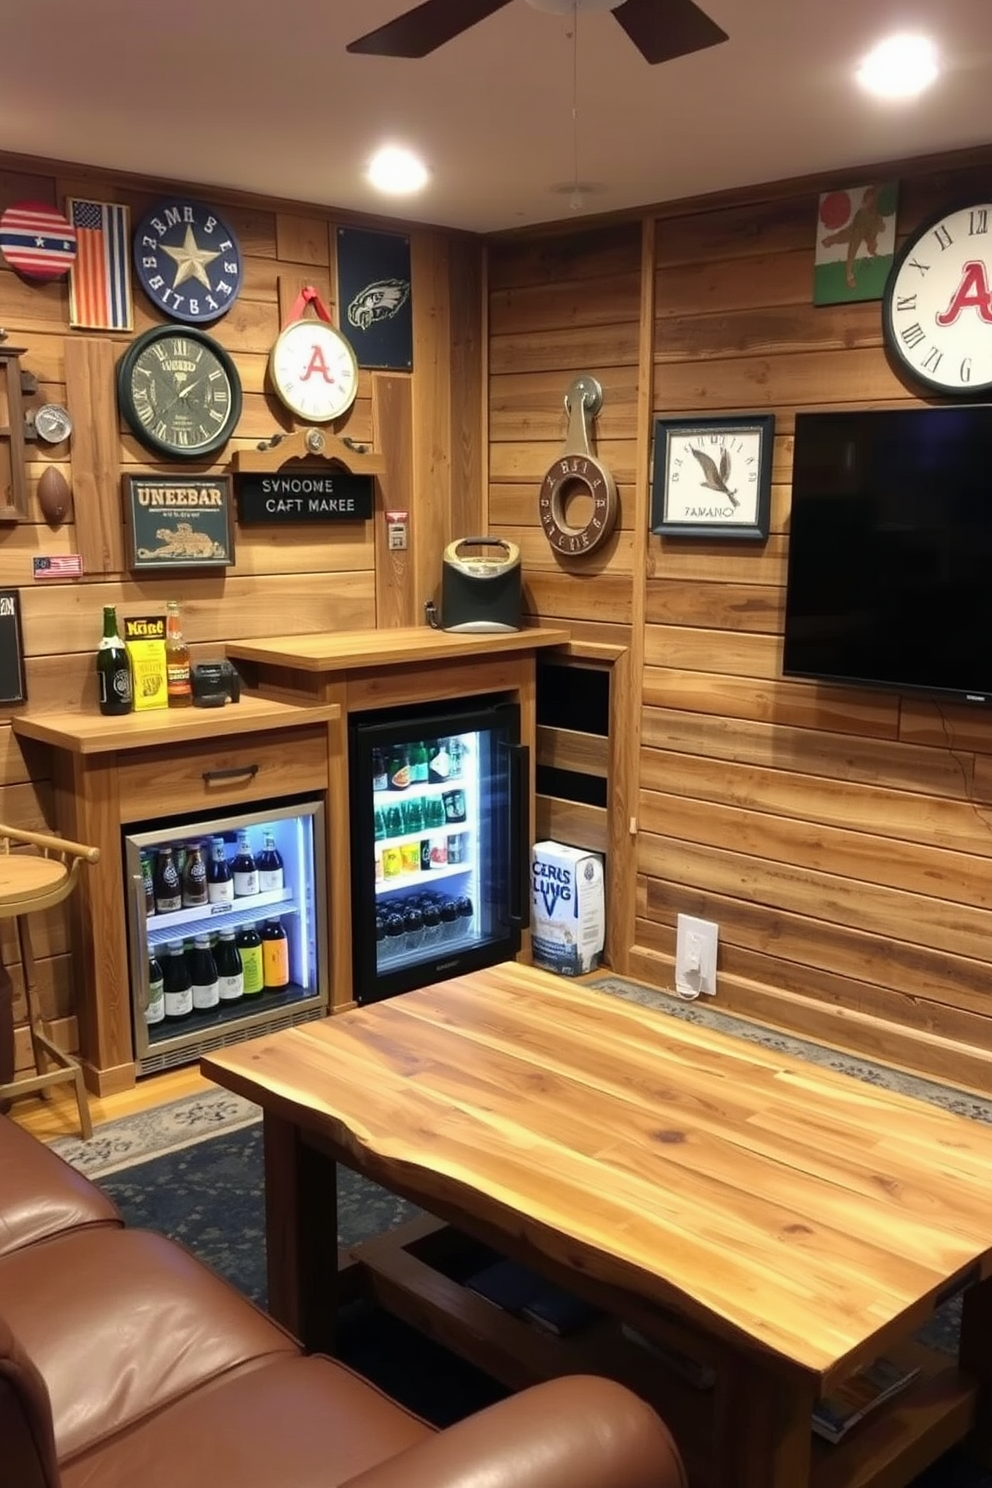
[124,799,328,1074]
[349,695,529,1003]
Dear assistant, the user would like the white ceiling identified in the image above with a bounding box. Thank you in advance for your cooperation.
[3,0,991,235]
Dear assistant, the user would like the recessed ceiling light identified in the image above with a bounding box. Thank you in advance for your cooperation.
[366,145,429,195]
[855,33,939,99]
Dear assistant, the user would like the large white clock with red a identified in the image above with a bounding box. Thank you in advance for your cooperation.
[883,200,992,395]
[269,319,359,423]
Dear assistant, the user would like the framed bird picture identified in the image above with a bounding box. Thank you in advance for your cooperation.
[650,414,775,540]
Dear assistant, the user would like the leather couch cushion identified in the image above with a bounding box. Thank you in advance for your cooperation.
[61,1354,432,1488]
[0,1115,121,1256]
[0,1227,299,1462]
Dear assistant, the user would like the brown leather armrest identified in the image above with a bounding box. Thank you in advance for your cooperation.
[342,1375,687,1488]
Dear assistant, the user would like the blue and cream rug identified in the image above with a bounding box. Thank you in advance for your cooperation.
[51,976,992,1479]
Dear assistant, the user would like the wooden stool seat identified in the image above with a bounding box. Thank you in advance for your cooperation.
[0,826,100,1140]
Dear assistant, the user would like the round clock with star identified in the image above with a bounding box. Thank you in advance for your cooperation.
[133,197,242,325]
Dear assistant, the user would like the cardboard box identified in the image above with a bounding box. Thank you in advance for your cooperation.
[531,840,605,976]
[124,615,168,711]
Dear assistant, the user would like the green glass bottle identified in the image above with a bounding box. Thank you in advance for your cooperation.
[96,605,132,716]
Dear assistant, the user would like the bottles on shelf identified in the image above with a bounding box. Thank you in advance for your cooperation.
[371,747,388,792]
[97,605,132,716]
[214,929,244,1003]
[231,829,259,897]
[257,831,284,892]
[181,841,208,908]
[162,941,193,1020]
[236,923,264,996]
[189,935,219,1011]
[145,952,165,1026]
[164,600,192,708]
[261,918,289,990]
[153,847,182,914]
[207,837,234,904]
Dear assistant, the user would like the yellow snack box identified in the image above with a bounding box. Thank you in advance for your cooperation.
[124,615,168,711]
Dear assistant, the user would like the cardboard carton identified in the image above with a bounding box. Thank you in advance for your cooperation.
[531,840,605,976]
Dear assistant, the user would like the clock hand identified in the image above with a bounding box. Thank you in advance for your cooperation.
[177,378,203,400]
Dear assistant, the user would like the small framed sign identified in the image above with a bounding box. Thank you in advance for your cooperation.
[123,475,235,570]
[650,414,775,540]
[0,589,27,703]
[234,469,374,524]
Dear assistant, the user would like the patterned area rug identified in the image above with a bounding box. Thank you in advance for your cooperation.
[51,976,992,1480]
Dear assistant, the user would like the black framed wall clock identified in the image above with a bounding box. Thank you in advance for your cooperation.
[650,414,775,540]
[117,326,243,461]
[133,198,243,325]
[883,201,992,395]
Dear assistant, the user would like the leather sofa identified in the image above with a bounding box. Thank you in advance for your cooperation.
[0,1113,687,1488]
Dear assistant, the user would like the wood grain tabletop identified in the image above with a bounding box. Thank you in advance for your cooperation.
[203,962,992,1385]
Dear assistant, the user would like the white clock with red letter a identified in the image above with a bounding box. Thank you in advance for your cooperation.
[883,201,992,395]
[269,320,359,422]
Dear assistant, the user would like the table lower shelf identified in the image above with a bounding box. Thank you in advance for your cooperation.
[345,1215,978,1488]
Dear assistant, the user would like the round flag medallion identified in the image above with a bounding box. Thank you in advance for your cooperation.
[0,201,77,282]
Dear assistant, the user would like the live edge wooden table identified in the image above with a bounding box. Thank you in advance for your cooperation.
[202,963,992,1488]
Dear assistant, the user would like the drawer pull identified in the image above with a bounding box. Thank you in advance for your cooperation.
[202,764,259,784]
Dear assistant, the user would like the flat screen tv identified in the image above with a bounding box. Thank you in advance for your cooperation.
[783,404,992,707]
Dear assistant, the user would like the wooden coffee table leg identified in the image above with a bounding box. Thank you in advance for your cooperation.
[262,1112,340,1352]
[960,1273,992,1466]
[721,1352,816,1488]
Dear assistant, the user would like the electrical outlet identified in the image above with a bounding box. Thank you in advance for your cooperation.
[675,914,718,997]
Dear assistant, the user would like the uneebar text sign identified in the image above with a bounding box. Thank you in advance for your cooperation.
[235,470,374,524]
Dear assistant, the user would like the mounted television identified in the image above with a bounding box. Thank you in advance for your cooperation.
[783,404,992,707]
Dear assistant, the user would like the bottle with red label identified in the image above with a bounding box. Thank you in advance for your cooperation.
[165,600,192,708]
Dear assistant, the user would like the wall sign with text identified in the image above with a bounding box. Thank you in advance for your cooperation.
[235,470,374,524]
[0,589,27,703]
[123,475,235,570]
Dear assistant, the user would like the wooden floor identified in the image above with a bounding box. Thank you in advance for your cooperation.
[7,1066,217,1142]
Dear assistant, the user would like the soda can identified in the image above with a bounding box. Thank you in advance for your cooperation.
[382,846,403,878]
[442,789,466,824]
[400,841,421,874]
[446,833,464,865]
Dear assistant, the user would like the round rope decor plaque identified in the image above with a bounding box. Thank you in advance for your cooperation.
[537,376,618,558]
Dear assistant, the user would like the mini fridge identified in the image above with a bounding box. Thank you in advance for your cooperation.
[124,798,328,1074]
[349,695,530,1003]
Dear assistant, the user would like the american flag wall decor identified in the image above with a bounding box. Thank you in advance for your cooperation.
[66,198,133,331]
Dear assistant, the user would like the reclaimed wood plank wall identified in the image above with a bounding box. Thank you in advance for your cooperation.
[489,147,992,1090]
[0,153,482,1073]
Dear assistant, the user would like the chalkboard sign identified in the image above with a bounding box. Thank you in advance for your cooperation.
[0,589,27,703]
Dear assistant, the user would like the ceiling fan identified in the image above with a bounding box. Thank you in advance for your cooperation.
[346,0,729,66]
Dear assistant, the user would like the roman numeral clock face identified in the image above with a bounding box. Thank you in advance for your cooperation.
[117,326,243,460]
[883,202,992,394]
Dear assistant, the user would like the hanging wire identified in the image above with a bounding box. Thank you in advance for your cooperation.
[569,3,583,210]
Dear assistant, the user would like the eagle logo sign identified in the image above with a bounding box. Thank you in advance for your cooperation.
[689,446,739,508]
[346,277,410,332]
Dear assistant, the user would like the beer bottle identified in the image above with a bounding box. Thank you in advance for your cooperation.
[387,743,410,790]
[231,829,259,897]
[256,829,284,892]
[165,600,192,708]
[409,741,429,785]
[181,841,208,908]
[189,934,220,1011]
[153,847,182,914]
[261,918,290,991]
[145,952,165,1026]
[207,837,234,905]
[236,923,264,996]
[214,929,244,1003]
[371,747,388,792]
[97,605,132,716]
[162,941,193,1020]
[141,852,156,916]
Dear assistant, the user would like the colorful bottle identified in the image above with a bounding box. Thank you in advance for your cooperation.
[164,600,192,708]
[207,837,234,905]
[236,923,264,996]
[231,829,259,897]
[409,741,429,785]
[256,829,284,892]
[97,605,132,716]
[371,747,388,792]
[261,919,290,991]
[388,743,410,790]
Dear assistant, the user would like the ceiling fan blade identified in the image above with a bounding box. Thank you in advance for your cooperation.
[612,0,728,65]
[347,0,514,57]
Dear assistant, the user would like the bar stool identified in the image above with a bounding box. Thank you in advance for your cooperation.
[0,824,100,1139]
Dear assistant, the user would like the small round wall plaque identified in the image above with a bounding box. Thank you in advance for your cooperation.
[538,376,618,557]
